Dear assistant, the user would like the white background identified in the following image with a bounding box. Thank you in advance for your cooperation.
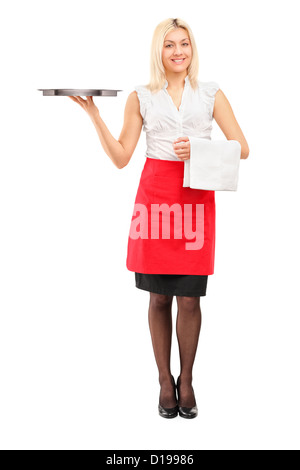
[1,0,300,451]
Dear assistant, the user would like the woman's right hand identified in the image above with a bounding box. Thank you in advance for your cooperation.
[68,95,100,120]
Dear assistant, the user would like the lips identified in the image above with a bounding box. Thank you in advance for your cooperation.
[171,58,185,63]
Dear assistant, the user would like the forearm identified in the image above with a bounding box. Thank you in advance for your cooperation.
[89,111,127,169]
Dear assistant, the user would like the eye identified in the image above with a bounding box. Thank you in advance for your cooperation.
[166,43,189,48]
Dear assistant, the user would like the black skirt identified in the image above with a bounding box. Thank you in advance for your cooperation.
[135,272,208,297]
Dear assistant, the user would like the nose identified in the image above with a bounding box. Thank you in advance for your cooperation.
[174,47,184,55]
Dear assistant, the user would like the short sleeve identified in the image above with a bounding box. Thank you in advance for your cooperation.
[199,81,220,120]
[134,85,151,121]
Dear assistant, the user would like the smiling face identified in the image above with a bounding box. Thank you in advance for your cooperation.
[162,28,192,76]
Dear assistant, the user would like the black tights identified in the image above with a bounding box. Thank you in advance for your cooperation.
[148,293,202,408]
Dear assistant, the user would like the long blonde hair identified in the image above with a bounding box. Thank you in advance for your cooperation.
[146,18,199,93]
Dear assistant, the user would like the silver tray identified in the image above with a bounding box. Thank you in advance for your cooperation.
[38,89,122,96]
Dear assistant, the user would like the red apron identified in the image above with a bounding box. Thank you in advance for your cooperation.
[126,157,215,275]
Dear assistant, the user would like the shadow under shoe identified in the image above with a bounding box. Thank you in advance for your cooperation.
[158,375,178,419]
[176,376,198,419]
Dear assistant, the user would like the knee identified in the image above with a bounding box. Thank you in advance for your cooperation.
[149,292,173,310]
[177,296,200,314]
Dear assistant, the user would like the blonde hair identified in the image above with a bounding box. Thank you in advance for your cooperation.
[146,18,199,93]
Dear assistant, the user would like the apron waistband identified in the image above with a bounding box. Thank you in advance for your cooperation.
[145,156,184,178]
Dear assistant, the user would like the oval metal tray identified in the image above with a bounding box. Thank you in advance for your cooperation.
[38,89,122,96]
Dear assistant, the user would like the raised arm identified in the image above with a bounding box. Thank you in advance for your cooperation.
[213,89,250,159]
[69,91,143,169]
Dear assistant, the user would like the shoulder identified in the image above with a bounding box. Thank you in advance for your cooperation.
[124,88,147,115]
[133,84,151,95]
[131,85,151,119]
[127,86,149,105]
[133,85,151,103]
[196,80,221,119]
[126,90,140,107]
[132,85,151,103]
[197,80,220,96]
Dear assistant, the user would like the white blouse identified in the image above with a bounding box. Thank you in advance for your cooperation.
[134,75,220,161]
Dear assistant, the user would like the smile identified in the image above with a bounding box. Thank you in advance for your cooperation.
[171,58,185,64]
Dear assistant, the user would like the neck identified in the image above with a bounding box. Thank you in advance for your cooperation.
[165,72,188,89]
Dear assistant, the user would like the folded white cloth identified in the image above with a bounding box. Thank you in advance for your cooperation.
[183,136,242,191]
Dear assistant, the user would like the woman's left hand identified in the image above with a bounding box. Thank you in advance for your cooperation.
[173,136,190,160]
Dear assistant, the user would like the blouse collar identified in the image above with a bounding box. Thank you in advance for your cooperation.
[163,75,190,90]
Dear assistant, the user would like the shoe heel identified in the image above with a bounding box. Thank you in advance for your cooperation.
[176,376,198,419]
[158,375,178,419]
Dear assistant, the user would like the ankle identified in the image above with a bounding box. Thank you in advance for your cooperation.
[178,373,193,385]
[159,372,173,386]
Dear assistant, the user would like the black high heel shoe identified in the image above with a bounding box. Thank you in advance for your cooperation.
[177,376,198,419]
[158,375,178,419]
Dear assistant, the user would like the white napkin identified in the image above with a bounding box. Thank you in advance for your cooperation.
[183,136,242,191]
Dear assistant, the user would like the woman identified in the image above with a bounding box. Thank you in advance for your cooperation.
[69,18,250,419]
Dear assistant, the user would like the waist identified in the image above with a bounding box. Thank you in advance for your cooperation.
[145,156,185,178]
